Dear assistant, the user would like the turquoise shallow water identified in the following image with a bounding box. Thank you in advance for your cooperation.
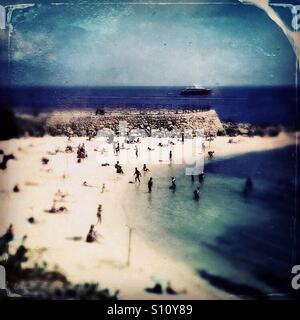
[124,145,298,298]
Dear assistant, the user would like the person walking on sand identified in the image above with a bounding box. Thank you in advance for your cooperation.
[134,167,141,183]
[135,145,139,158]
[116,142,120,155]
[148,177,153,193]
[96,204,102,225]
[169,150,173,162]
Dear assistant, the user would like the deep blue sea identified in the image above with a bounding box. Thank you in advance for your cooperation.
[1,86,298,127]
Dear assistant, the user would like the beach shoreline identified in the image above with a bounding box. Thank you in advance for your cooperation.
[0,131,297,299]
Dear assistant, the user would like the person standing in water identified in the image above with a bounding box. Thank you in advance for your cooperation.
[148,177,153,193]
[170,177,176,191]
[193,187,201,200]
[243,177,253,196]
[134,168,142,183]
[199,172,205,183]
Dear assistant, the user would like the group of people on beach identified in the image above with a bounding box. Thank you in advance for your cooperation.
[77,137,253,244]
[169,173,204,201]
[133,165,154,193]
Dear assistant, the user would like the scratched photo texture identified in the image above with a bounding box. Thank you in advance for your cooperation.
[0,0,299,300]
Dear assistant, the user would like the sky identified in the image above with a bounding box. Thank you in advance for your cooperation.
[5,1,297,86]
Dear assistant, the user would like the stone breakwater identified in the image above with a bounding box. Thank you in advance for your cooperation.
[43,108,225,137]
[14,108,284,138]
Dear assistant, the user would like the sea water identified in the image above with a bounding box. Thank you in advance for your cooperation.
[123,145,298,297]
[1,86,298,127]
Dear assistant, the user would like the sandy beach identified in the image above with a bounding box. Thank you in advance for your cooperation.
[0,131,296,299]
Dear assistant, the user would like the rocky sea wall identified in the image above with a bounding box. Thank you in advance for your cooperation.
[11,108,285,138]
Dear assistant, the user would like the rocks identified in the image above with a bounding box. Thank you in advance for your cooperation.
[217,129,226,136]
[223,123,239,137]
[13,108,286,138]
[44,109,225,137]
[223,122,283,137]
[267,126,280,137]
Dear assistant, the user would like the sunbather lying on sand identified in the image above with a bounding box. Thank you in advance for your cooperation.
[47,201,68,214]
